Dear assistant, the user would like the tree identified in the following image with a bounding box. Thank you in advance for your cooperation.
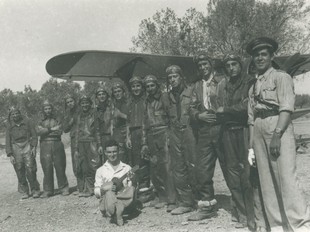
[131,0,310,57]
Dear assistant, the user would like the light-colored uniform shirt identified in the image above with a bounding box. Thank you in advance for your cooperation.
[94,161,132,197]
[248,67,295,125]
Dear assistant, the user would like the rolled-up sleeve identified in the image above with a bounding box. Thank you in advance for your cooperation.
[276,73,295,112]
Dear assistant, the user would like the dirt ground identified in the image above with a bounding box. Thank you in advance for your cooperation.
[1,120,310,232]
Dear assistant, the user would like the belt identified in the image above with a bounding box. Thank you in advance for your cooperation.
[255,110,279,119]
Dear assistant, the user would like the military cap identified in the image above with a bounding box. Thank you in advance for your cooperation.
[166,65,184,77]
[222,54,242,67]
[129,76,143,85]
[144,75,158,85]
[64,93,75,101]
[79,94,92,104]
[95,86,110,96]
[246,37,278,55]
[193,53,213,67]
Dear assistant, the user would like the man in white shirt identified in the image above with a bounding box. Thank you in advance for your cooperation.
[94,139,135,226]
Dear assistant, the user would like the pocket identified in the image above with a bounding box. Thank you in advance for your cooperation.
[262,86,277,101]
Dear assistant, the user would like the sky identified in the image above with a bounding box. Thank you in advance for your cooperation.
[0,0,208,92]
[0,0,309,94]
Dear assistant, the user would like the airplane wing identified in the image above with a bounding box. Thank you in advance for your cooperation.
[45,50,221,84]
[292,107,310,120]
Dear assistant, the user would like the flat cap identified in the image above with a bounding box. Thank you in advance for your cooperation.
[79,94,92,104]
[166,65,184,77]
[222,54,242,66]
[246,37,278,55]
[144,75,158,84]
[193,53,213,66]
[112,81,125,91]
[129,76,143,85]
[43,99,52,107]
[96,86,110,96]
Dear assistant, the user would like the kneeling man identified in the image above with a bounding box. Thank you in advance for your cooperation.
[94,139,135,226]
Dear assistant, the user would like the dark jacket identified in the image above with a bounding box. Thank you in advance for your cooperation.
[217,74,255,127]
[6,117,37,156]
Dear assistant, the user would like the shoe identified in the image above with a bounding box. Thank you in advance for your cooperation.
[21,193,29,199]
[166,204,177,213]
[187,208,217,221]
[78,192,92,198]
[32,190,41,198]
[154,202,167,209]
[171,206,192,215]
[61,188,70,196]
[40,192,53,198]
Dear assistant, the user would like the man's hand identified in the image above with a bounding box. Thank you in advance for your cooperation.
[270,133,281,159]
[216,107,224,113]
[126,138,132,149]
[98,146,103,155]
[94,187,101,199]
[141,145,150,160]
[114,108,126,119]
[111,184,117,192]
[198,112,217,123]
[248,148,256,167]
[10,156,16,165]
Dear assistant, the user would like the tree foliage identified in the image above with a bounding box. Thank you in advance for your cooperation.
[295,94,310,109]
[131,0,310,57]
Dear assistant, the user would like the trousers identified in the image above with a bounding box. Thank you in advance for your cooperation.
[221,127,255,229]
[129,127,150,189]
[12,142,40,194]
[147,126,176,204]
[76,141,101,193]
[40,140,68,194]
[169,126,195,207]
[195,125,226,201]
[254,116,310,231]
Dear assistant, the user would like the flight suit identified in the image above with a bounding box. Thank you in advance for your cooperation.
[168,85,196,208]
[63,108,78,178]
[113,99,129,164]
[248,67,310,231]
[142,90,176,205]
[189,76,227,204]
[74,109,101,194]
[217,74,256,229]
[127,94,150,189]
[6,118,40,195]
[37,117,69,195]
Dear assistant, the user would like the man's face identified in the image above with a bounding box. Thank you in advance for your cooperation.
[198,60,212,79]
[96,91,108,103]
[80,101,91,112]
[168,73,182,89]
[66,98,75,110]
[113,87,124,100]
[145,82,158,96]
[11,111,21,122]
[131,82,142,96]
[253,48,273,74]
[225,60,242,79]
[43,105,52,117]
[105,145,120,165]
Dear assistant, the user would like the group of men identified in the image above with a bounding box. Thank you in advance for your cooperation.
[5,37,310,231]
